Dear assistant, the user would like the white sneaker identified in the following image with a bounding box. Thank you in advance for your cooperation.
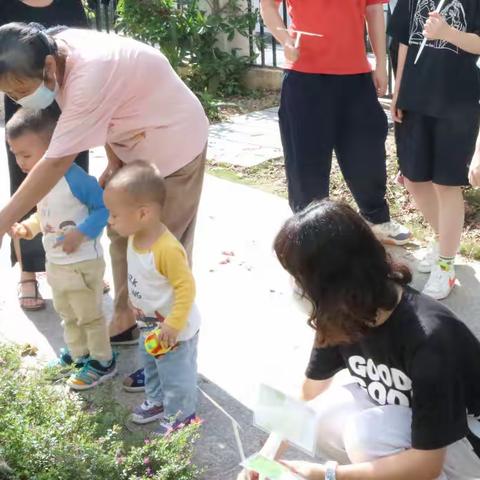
[417,241,439,274]
[422,263,456,300]
[370,220,411,246]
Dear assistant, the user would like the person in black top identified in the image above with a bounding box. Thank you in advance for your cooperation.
[388,0,480,302]
[0,0,89,311]
[238,200,480,480]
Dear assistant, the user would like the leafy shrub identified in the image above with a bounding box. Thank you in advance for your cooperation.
[116,0,258,118]
[0,344,199,480]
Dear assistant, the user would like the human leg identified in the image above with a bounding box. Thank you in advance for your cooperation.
[334,74,390,225]
[7,110,46,309]
[162,145,206,264]
[108,227,137,339]
[47,259,116,390]
[67,258,112,363]
[422,113,479,299]
[130,332,165,424]
[343,399,480,479]
[46,262,89,360]
[155,334,199,423]
[278,71,336,213]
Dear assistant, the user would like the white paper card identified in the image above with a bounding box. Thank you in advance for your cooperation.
[253,384,318,456]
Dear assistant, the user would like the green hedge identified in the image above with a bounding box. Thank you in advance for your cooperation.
[0,344,199,480]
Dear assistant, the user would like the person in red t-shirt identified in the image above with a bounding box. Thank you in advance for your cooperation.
[261,0,410,245]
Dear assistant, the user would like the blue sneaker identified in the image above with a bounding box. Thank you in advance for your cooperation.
[67,355,117,391]
[48,348,89,369]
[122,368,145,392]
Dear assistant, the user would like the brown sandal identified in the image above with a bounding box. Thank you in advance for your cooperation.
[18,280,46,312]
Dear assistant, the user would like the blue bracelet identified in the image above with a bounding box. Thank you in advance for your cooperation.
[325,461,338,480]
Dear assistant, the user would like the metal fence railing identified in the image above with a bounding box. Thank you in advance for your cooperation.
[88,0,117,33]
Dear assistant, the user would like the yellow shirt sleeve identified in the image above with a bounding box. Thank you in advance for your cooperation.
[22,212,42,239]
[152,231,196,331]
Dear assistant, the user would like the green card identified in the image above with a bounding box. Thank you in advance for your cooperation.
[242,454,300,480]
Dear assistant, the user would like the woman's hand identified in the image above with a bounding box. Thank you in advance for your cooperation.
[424,12,451,41]
[100,144,124,188]
[390,93,403,123]
[281,461,326,479]
[284,38,300,63]
[469,149,480,187]
[99,163,122,188]
[372,66,388,97]
[9,223,30,239]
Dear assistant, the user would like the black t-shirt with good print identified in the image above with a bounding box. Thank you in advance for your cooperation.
[306,287,480,458]
[388,0,480,118]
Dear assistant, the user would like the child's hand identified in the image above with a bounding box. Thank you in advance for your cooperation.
[54,228,85,254]
[391,93,403,123]
[157,324,179,348]
[424,12,450,41]
[9,223,29,239]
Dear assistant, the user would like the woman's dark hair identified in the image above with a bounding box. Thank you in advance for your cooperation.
[0,22,59,81]
[274,200,412,347]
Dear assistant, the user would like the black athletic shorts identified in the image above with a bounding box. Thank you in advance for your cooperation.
[397,110,480,186]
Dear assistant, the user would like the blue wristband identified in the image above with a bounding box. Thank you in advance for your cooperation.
[325,461,338,480]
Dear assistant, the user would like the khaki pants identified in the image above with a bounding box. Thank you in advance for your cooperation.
[46,258,112,362]
[108,145,206,314]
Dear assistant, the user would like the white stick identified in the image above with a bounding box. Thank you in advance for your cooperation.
[198,387,246,463]
[294,32,302,49]
[233,422,247,464]
[414,0,447,64]
[277,27,323,38]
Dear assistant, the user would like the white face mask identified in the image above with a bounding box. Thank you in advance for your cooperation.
[17,77,58,111]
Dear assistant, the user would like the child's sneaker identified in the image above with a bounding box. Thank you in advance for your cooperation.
[123,368,145,392]
[49,348,89,369]
[370,220,411,246]
[154,413,201,437]
[67,356,117,391]
[417,241,439,274]
[423,263,456,300]
[130,400,164,424]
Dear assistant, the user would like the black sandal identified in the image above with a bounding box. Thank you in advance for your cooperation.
[18,280,46,312]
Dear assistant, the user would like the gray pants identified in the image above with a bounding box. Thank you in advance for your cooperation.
[310,383,480,479]
[139,332,198,421]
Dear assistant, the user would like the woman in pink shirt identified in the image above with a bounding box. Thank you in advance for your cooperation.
[0,23,208,367]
